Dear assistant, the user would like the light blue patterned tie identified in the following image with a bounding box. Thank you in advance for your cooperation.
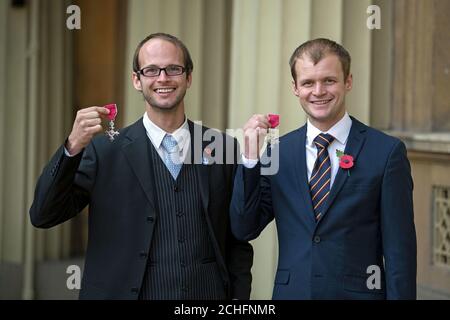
[161,134,182,179]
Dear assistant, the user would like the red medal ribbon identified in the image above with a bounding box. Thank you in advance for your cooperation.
[268,114,280,128]
[104,103,118,121]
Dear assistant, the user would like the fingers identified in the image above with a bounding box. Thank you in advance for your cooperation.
[78,118,102,129]
[244,114,270,132]
[66,106,109,155]
[77,106,110,115]
[74,106,108,133]
[76,106,110,122]
[244,131,267,160]
[257,115,271,129]
[87,124,104,134]
[243,114,271,160]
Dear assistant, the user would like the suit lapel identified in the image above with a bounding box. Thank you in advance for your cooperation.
[293,125,317,225]
[318,117,367,221]
[121,119,156,211]
[189,120,211,215]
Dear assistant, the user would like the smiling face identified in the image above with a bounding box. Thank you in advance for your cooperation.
[292,54,352,131]
[132,38,192,112]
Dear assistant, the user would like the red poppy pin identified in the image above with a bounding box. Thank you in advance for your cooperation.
[336,149,354,176]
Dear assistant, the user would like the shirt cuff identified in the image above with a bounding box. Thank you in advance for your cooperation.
[241,154,259,169]
[64,146,76,157]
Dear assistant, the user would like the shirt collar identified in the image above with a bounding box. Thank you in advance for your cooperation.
[142,113,190,150]
[306,112,352,146]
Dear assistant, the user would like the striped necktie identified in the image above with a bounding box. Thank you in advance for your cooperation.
[161,134,182,179]
[309,133,335,221]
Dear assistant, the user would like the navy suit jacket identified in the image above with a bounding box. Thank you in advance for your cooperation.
[230,117,416,299]
[30,119,253,299]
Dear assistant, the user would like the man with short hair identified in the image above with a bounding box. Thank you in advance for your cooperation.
[30,33,253,300]
[230,38,416,299]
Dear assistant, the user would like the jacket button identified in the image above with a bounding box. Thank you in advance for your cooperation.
[313,236,321,243]
[139,251,148,259]
[173,185,179,192]
[146,216,154,222]
[176,211,184,217]
[131,287,139,294]
[178,238,185,243]
[314,274,323,278]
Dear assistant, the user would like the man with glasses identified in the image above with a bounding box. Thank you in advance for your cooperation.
[30,33,253,300]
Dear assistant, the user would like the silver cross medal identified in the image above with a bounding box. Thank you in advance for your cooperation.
[104,103,119,141]
[267,113,280,148]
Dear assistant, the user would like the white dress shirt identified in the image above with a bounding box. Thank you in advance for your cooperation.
[142,112,190,164]
[242,112,352,188]
[306,112,352,187]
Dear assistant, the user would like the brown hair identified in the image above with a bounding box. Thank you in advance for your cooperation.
[289,38,351,83]
[132,33,193,78]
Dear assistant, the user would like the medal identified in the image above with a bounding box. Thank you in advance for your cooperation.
[104,103,119,141]
[267,114,280,146]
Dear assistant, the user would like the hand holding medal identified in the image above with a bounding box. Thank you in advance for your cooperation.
[66,104,118,156]
[243,114,274,160]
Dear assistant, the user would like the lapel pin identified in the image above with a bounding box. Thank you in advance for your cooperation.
[202,147,212,165]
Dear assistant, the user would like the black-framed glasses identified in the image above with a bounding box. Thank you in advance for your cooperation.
[138,65,186,77]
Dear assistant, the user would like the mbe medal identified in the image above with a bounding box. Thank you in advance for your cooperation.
[267,113,280,147]
[104,103,119,141]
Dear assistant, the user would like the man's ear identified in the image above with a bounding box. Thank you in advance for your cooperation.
[345,73,353,91]
[186,73,192,88]
[132,72,142,91]
[292,80,299,97]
